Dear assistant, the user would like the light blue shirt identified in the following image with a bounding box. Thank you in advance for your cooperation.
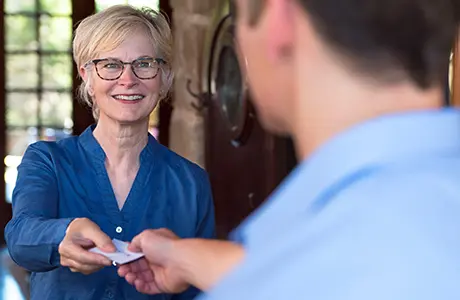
[201,109,460,300]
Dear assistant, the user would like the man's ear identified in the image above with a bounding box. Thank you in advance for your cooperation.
[267,0,294,61]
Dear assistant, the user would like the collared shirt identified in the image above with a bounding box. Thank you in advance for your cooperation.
[201,108,460,300]
[5,125,215,300]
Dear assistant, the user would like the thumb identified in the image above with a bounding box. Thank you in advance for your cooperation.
[89,228,116,252]
[128,234,143,252]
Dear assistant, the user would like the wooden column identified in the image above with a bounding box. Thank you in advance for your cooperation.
[167,0,217,167]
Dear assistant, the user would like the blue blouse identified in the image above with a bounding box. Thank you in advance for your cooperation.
[5,125,215,300]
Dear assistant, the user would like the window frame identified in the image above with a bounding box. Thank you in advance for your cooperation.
[0,0,96,245]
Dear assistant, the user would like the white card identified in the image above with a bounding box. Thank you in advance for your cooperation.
[89,238,144,265]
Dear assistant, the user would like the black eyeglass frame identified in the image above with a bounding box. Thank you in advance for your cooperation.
[87,57,168,81]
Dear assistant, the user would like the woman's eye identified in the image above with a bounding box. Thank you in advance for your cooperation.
[104,63,120,69]
[137,62,152,68]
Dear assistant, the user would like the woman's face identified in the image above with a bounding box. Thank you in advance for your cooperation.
[82,31,164,124]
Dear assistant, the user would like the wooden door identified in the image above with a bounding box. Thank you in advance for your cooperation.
[201,4,297,239]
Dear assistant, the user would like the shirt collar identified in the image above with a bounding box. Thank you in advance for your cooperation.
[299,108,460,205]
[78,124,159,163]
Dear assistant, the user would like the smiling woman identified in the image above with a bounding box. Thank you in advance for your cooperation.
[94,0,162,138]
[4,4,215,300]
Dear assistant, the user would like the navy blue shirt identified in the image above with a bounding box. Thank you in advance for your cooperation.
[5,126,215,300]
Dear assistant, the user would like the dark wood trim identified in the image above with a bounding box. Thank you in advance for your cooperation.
[0,1,10,245]
[71,0,96,135]
[158,0,173,146]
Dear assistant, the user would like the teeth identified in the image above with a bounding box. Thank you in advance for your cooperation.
[113,95,144,101]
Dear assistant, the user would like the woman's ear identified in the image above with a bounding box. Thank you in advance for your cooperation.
[80,65,95,96]
[79,65,89,82]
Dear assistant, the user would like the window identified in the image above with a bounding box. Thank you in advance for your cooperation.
[95,0,161,139]
[4,0,73,203]
[96,0,159,11]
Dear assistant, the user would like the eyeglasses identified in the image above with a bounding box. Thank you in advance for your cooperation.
[87,57,167,80]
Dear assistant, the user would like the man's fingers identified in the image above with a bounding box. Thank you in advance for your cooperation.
[128,233,144,252]
[124,272,137,285]
[118,265,131,277]
[117,259,149,278]
[131,258,150,272]
[134,278,162,295]
[156,228,177,239]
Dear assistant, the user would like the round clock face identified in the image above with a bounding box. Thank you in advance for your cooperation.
[209,15,252,146]
[216,45,244,133]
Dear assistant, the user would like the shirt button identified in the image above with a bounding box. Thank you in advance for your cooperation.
[115,226,123,233]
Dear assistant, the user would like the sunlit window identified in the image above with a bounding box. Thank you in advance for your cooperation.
[4,0,73,203]
[96,0,159,11]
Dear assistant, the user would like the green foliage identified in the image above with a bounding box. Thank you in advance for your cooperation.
[5,0,72,129]
[4,0,159,129]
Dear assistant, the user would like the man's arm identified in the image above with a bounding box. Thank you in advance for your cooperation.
[118,229,245,295]
[172,239,244,291]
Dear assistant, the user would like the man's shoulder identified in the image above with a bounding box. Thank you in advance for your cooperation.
[212,160,460,300]
[330,158,460,212]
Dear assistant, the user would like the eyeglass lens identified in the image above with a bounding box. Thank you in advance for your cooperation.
[95,58,160,80]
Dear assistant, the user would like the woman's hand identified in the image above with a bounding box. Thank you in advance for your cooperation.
[58,218,116,275]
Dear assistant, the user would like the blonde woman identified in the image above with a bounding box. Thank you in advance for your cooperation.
[5,5,215,300]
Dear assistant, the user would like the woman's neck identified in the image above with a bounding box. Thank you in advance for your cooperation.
[92,116,149,167]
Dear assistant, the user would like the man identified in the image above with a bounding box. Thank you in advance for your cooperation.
[118,0,460,299]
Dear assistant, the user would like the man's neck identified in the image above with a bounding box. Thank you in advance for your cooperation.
[93,115,149,167]
[292,71,443,161]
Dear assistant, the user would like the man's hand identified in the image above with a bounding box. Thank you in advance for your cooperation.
[119,228,245,294]
[59,218,115,275]
[118,228,189,294]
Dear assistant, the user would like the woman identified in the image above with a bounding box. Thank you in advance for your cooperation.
[4,5,215,300]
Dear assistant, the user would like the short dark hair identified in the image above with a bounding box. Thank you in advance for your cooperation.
[244,0,459,89]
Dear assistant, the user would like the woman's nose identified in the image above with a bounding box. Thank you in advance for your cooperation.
[118,65,138,86]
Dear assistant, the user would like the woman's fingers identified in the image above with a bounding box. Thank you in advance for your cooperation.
[62,257,104,274]
[60,241,112,268]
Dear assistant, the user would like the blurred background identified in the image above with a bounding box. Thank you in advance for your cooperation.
[0,0,458,298]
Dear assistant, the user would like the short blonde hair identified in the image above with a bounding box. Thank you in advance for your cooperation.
[73,4,173,120]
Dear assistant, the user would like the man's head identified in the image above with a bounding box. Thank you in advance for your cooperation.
[234,0,459,138]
